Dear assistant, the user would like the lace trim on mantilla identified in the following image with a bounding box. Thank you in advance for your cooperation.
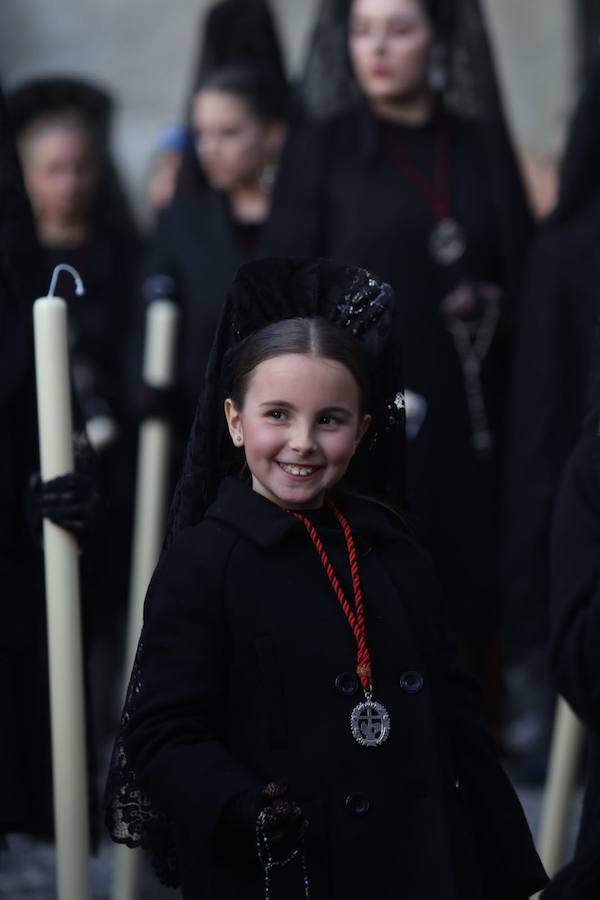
[104,637,180,887]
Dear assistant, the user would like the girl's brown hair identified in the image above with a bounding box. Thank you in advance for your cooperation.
[229,316,370,411]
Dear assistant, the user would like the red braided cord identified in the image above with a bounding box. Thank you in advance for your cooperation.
[380,121,451,221]
[291,499,373,693]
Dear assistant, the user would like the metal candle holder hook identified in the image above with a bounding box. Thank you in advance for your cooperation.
[48,264,86,298]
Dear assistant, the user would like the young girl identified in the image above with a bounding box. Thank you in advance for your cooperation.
[106,259,547,899]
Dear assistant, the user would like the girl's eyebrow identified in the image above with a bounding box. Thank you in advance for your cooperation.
[257,401,353,415]
[319,406,352,415]
[258,400,295,408]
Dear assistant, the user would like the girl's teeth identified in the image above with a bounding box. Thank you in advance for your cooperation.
[282,464,315,477]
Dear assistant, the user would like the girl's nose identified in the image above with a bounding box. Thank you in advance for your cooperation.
[289,425,317,456]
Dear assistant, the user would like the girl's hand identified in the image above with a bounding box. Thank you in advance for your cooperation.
[259,782,307,846]
[222,781,307,849]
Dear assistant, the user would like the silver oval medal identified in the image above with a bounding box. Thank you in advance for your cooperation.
[350,699,391,747]
[429,217,467,265]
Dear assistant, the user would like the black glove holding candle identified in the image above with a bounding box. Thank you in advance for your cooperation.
[26,471,103,542]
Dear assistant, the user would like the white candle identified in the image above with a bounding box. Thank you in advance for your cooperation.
[113,296,179,900]
[33,268,91,900]
[537,697,585,882]
[125,298,179,673]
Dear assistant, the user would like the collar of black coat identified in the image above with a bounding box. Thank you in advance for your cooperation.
[204,477,403,548]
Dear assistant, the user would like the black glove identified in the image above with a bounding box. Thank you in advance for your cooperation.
[258,782,307,847]
[224,781,307,849]
[26,471,103,541]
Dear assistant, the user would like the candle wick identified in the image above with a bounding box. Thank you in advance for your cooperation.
[48,264,86,298]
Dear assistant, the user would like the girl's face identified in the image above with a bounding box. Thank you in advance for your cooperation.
[349,0,434,103]
[192,89,277,191]
[23,126,98,223]
[225,353,371,510]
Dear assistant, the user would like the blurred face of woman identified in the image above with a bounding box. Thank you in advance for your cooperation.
[192,90,274,192]
[349,0,434,104]
[23,125,98,223]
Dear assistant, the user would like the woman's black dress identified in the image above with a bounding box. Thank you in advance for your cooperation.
[270,104,532,650]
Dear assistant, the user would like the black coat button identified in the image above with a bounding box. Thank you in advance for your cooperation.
[335,672,359,696]
[345,792,370,816]
[399,670,424,694]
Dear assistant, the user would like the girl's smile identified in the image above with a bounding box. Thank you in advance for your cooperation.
[277,462,323,478]
[225,353,371,509]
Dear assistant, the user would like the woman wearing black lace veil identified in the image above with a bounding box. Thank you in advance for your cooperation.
[135,0,291,453]
[0,86,101,843]
[8,78,139,456]
[8,77,140,744]
[0,84,51,840]
[269,0,534,715]
[106,257,545,899]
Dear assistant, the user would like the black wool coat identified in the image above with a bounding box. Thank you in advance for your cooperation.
[124,478,546,900]
[544,436,600,898]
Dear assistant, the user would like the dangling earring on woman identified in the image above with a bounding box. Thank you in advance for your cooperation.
[428,42,448,93]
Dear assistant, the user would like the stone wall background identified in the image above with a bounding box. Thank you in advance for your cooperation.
[0,0,580,219]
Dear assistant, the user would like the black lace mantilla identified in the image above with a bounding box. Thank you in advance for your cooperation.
[104,638,180,885]
[300,0,507,124]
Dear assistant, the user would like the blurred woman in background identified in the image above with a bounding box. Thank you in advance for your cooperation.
[0,86,103,855]
[272,0,534,728]
[10,78,139,744]
[138,62,289,449]
[11,79,138,454]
